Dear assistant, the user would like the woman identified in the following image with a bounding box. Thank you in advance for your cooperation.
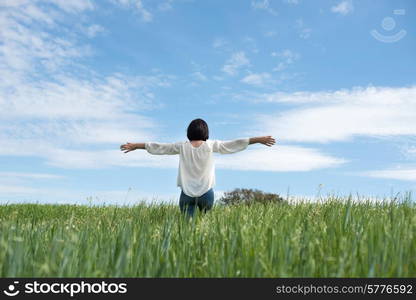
[120,118,276,216]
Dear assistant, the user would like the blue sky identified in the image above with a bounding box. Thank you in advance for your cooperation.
[1,0,415,205]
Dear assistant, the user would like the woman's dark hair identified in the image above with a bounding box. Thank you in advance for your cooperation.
[187,118,209,141]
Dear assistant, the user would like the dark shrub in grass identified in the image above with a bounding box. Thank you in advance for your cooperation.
[219,188,285,205]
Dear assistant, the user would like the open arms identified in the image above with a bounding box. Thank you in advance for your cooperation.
[120,136,276,154]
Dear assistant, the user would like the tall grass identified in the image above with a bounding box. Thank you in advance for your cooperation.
[0,196,415,277]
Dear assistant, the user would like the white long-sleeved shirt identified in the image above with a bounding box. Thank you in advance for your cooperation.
[145,138,250,197]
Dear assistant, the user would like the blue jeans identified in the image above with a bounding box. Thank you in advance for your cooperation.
[179,188,214,217]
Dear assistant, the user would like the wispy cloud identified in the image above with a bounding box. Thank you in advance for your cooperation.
[251,0,278,16]
[283,0,299,4]
[216,146,346,171]
[83,24,106,38]
[0,3,90,74]
[46,0,94,12]
[0,184,43,195]
[45,144,346,172]
[222,52,250,76]
[243,36,259,53]
[158,0,174,11]
[0,1,171,169]
[111,0,153,22]
[0,133,348,173]
[249,86,416,143]
[263,30,278,38]
[0,185,179,205]
[47,149,179,169]
[0,171,65,197]
[402,144,416,159]
[360,167,416,181]
[295,18,312,39]
[241,72,274,87]
[1,73,169,120]
[331,0,354,15]
[0,172,64,180]
[271,49,300,71]
[192,71,208,81]
[212,37,230,51]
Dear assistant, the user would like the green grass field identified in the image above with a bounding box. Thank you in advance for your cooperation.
[0,197,415,277]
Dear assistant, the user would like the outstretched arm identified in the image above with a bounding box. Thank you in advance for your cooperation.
[120,142,180,155]
[120,143,145,153]
[249,136,276,147]
[211,136,276,154]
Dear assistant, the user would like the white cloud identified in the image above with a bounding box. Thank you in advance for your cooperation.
[284,0,299,4]
[264,30,277,38]
[222,52,250,76]
[43,144,346,172]
[243,36,259,53]
[135,0,153,21]
[0,172,64,180]
[0,4,89,74]
[403,145,416,159]
[250,86,416,143]
[48,0,94,12]
[192,71,208,81]
[361,168,416,181]
[212,37,230,50]
[295,18,312,39]
[0,185,179,205]
[271,49,300,71]
[0,0,28,8]
[111,0,152,22]
[0,1,172,170]
[0,73,168,120]
[216,146,346,171]
[251,0,278,16]
[190,61,208,82]
[0,137,347,173]
[84,24,105,38]
[0,184,42,195]
[0,1,349,176]
[0,171,65,196]
[46,149,180,169]
[241,73,273,86]
[158,0,174,11]
[0,71,166,151]
[331,0,354,15]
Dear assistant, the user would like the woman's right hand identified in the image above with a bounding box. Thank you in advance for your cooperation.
[257,136,276,147]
